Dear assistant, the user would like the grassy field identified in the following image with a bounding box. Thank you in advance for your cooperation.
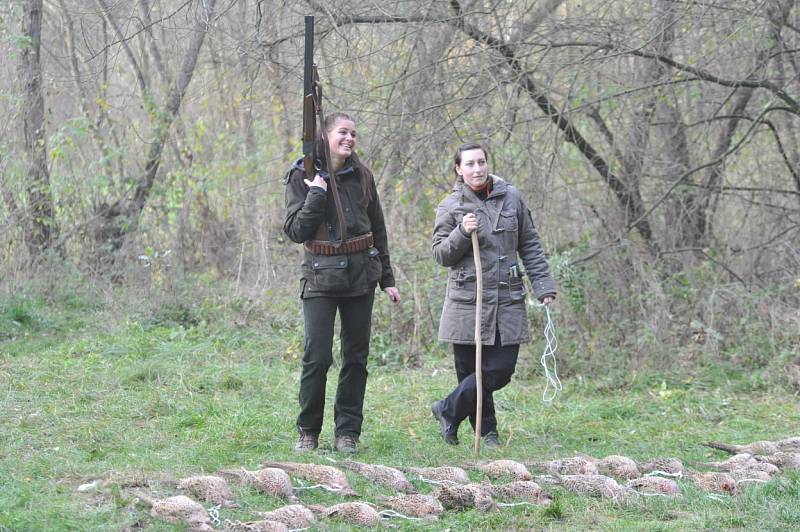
[2,291,800,531]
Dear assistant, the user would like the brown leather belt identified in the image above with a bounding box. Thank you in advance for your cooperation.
[304,232,374,255]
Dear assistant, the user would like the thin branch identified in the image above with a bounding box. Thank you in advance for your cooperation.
[525,39,800,115]
[625,103,774,236]
[447,0,655,245]
[87,0,193,62]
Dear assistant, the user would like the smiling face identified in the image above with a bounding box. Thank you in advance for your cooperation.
[455,148,489,190]
[327,118,357,163]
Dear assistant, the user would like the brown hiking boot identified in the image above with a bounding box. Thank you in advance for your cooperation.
[294,431,319,453]
[334,434,359,453]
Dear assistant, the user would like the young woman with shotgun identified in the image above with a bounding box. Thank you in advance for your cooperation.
[430,142,556,448]
[283,113,400,454]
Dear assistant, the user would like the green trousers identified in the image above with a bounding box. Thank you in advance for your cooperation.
[297,291,375,437]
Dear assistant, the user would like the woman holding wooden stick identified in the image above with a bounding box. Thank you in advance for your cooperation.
[430,142,556,448]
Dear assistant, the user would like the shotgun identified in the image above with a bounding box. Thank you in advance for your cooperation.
[302,15,347,245]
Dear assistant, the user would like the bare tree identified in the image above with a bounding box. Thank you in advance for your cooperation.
[91,0,218,258]
[20,0,58,257]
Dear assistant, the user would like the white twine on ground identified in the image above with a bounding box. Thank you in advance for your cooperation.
[497,501,537,507]
[207,504,221,527]
[416,475,462,486]
[737,478,768,485]
[644,470,683,479]
[378,509,421,520]
[293,483,346,493]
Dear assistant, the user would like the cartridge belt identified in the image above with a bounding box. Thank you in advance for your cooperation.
[304,232,374,255]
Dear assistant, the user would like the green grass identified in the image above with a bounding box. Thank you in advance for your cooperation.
[2,294,800,531]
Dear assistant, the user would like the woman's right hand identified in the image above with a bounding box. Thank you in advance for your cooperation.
[461,212,479,234]
[304,173,327,191]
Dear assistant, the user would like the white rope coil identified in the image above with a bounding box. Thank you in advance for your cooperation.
[538,303,562,403]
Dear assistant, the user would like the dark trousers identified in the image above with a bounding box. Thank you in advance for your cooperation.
[441,331,519,436]
[297,291,375,437]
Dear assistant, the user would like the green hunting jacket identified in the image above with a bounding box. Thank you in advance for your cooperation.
[283,158,395,298]
[432,175,556,345]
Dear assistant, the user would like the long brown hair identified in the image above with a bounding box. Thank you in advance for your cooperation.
[314,112,373,206]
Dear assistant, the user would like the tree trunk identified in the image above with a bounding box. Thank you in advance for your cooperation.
[20,0,57,256]
[94,0,217,254]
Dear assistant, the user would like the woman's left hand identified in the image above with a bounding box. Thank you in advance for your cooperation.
[542,296,555,305]
[384,286,401,304]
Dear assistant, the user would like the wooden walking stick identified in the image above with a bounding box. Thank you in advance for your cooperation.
[471,231,483,455]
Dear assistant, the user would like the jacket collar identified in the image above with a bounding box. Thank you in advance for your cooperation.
[453,174,507,199]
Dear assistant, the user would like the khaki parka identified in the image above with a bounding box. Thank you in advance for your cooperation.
[432,176,556,345]
[284,158,396,297]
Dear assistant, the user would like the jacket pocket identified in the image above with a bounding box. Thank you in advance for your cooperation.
[310,254,350,291]
[448,274,477,303]
[497,209,518,232]
[365,247,382,284]
[508,276,526,302]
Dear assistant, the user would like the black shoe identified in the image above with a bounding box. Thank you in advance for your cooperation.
[483,432,501,448]
[334,434,358,454]
[294,431,319,452]
[431,400,459,445]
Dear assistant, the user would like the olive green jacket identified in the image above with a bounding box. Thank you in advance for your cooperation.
[283,159,396,297]
[432,176,556,345]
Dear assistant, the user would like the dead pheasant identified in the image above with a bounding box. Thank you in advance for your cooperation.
[594,455,640,480]
[308,502,382,526]
[638,457,684,477]
[463,459,532,481]
[737,461,780,476]
[219,467,297,501]
[776,437,800,451]
[261,461,357,496]
[755,452,800,471]
[695,453,756,471]
[434,483,496,512]
[223,519,289,532]
[375,493,444,519]
[626,477,681,497]
[177,475,239,508]
[401,465,470,484]
[728,468,773,483]
[526,456,598,476]
[251,504,317,528]
[484,480,553,505]
[696,454,779,477]
[685,471,737,494]
[703,437,800,456]
[133,492,214,531]
[539,474,630,502]
[339,460,416,493]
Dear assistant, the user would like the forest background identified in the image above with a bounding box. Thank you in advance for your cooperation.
[4,0,798,374]
[2,0,800,529]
